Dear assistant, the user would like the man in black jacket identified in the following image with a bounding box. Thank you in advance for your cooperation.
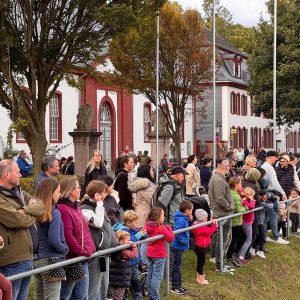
[275,154,294,197]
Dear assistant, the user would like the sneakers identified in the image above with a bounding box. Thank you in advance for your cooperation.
[274,237,289,245]
[266,236,274,242]
[216,267,234,275]
[180,287,189,293]
[232,257,243,267]
[171,288,186,295]
[256,251,266,259]
[209,257,216,264]
[238,258,249,265]
[249,248,257,256]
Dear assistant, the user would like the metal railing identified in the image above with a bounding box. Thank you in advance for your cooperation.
[7,197,298,297]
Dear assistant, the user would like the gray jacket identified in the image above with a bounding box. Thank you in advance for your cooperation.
[208,172,234,217]
[158,176,184,226]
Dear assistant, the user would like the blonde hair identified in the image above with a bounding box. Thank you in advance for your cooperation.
[123,210,139,225]
[245,155,257,167]
[244,187,255,198]
[86,150,104,174]
[60,176,78,198]
[115,230,130,244]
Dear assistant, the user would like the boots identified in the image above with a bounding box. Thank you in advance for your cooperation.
[196,273,209,285]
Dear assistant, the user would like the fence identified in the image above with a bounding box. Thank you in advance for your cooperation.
[7,197,298,297]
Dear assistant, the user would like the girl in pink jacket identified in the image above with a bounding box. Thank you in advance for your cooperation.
[192,209,217,285]
[145,207,174,300]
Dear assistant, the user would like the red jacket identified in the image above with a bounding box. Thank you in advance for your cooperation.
[145,221,174,258]
[242,198,255,224]
[192,223,217,248]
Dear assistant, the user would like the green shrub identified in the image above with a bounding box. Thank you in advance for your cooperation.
[20,177,35,195]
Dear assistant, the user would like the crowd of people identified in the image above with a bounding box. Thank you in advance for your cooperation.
[0,147,299,300]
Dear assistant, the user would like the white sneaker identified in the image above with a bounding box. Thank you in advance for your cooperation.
[209,257,216,264]
[274,237,289,245]
[256,251,266,259]
[249,248,257,256]
[266,236,274,242]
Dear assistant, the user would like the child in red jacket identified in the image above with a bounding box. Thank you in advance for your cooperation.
[145,207,174,300]
[192,209,217,285]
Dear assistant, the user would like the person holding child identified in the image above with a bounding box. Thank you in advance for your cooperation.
[170,201,193,295]
[145,207,174,300]
[192,209,217,285]
[288,188,300,237]
[109,230,138,300]
[238,187,256,265]
[34,178,69,300]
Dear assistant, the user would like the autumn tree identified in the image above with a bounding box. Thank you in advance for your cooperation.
[248,0,300,125]
[107,2,212,163]
[0,0,164,175]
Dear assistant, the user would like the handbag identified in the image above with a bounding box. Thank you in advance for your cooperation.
[65,219,86,281]
[48,257,66,282]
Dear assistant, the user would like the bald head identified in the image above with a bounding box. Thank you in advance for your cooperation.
[0,160,21,189]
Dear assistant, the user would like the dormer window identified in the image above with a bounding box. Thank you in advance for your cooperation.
[233,60,241,78]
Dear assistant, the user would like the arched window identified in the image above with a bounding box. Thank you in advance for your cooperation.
[100,102,111,123]
[230,126,237,149]
[258,128,262,148]
[263,129,267,148]
[49,92,62,143]
[270,129,274,148]
[230,92,236,114]
[143,103,151,142]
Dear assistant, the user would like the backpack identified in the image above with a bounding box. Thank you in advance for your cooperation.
[151,180,178,222]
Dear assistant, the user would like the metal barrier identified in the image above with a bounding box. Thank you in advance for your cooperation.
[7,197,298,297]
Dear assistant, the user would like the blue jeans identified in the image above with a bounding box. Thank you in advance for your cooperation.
[130,265,143,300]
[170,248,183,289]
[147,257,165,300]
[265,209,279,240]
[0,260,32,300]
[60,262,89,300]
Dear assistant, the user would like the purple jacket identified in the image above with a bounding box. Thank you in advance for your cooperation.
[57,198,95,259]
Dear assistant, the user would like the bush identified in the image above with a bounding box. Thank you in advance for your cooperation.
[20,177,35,195]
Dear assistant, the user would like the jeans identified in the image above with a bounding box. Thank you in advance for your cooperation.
[252,224,266,251]
[34,257,61,300]
[0,260,32,300]
[60,262,89,300]
[215,219,232,269]
[147,257,165,300]
[265,208,279,240]
[170,248,183,289]
[130,265,143,300]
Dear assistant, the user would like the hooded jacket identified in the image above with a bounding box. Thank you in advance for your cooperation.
[192,223,217,248]
[230,190,246,227]
[128,177,156,226]
[171,211,190,251]
[145,221,174,258]
[57,198,95,259]
[0,186,45,267]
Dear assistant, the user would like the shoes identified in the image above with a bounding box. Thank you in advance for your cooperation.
[171,288,186,295]
[263,248,268,253]
[179,287,189,293]
[256,251,266,259]
[216,267,234,274]
[196,274,209,284]
[232,257,243,267]
[244,253,253,260]
[209,257,216,264]
[249,248,257,256]
[274,237,289,245]
[266,236,274,242]
[224,264,235,271]
[238,258,249,265]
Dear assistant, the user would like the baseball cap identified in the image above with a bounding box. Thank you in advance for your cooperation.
[266,150,279,157]
[169,166,189,175]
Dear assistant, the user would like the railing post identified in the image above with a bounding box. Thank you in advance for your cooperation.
[219,220,224,273]
[165,242,170,297]
[287,206,290,239]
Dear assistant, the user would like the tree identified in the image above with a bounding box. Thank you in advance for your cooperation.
[0,0,165,175]
[107,2,212,163]
[248,0,300,125]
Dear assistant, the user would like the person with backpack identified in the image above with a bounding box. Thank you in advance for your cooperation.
[153,166,187,227]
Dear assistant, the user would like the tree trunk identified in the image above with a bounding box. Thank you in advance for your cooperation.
[30,133,48,177]
[172,134,182,165]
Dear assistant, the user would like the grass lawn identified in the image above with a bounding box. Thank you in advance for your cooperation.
[27,236,300,300]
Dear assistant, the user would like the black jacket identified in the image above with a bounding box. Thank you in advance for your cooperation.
[83,166,107,194]
[275,165,294,196]
[114,170,133,210]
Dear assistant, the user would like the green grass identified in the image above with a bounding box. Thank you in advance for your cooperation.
[28,237,300,300]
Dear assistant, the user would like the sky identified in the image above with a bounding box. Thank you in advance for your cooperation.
[173,0,270,27]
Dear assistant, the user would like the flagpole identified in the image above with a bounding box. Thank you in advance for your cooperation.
[156,10,160,183]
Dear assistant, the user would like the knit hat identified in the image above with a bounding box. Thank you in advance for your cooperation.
[245,167,261,182]
[195,209,208,222]
[281,155,290,162]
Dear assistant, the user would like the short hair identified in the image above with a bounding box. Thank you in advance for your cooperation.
[179,200,193,212]
[41,156,58,171]
[0,160,15,178]
[143,150,148,155]
[202,157,212,166]
[99,175,114,187]
[123,210,139,224]
[187,154,196,164]
[216,158,228,166]
[228,177,241,189]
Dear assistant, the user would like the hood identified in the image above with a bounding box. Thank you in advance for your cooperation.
[173,211,188,222]
[128,177,151,193]
[245,168,261,182]
[145,220,159,234]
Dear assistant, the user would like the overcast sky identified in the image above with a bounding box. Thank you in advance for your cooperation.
[173,0,270,27]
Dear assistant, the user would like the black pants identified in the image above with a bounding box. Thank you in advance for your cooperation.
[290,213,299,233]
[227,226,242,259]
[194,246,207,275]
[252,224,265,251]
[278,220,287,238]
